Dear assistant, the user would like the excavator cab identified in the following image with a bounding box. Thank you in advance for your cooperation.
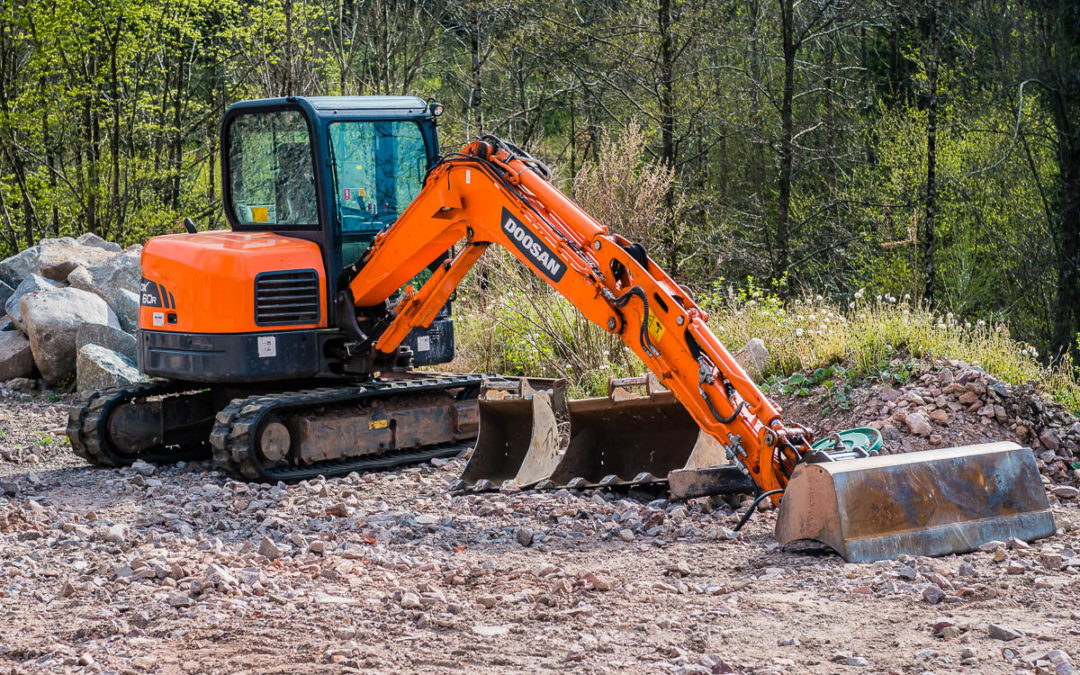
[138,96,452,384]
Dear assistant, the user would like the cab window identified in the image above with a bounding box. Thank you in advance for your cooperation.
[329,121,428,264]
[228,110,318,226]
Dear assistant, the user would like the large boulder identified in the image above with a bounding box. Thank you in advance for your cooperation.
[0,245,40,288]
[76,322,137,362]
[0,330,34,381]
[112,288,140,332]
[21,287,119,384]
[0,279,13,311]
[67,249,141,329]
[76,232,122,253]
[733,337,771,383]
[6,274,61,332]
[76,344,145,393]
[37,236,118,282]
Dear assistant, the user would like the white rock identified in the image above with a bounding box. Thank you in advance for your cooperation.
[76,233,122,252]
[22,287,119,383]
[733,338,770,383]
[167,592,194,608]
[0,330,34,381]
[903,412,932,436]
[67,250,141,329]
[5,274,60,332]
[76,321,136,362]
[37,236,117,282]
[471,625,509,637]
[76,344,145,393]
[105,524,126,543]
[258,536,282,560]
[0,246,40,287]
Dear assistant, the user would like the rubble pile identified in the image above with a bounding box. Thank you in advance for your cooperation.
[0,234,144,393]
[779,358,1080,488]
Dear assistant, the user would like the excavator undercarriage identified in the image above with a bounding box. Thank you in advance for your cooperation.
[69,374,488,482]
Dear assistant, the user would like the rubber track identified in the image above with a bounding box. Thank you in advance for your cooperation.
[66,380,212,467]
[209,374,485,482]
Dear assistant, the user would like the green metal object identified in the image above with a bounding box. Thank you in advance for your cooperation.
[810,427,883,458]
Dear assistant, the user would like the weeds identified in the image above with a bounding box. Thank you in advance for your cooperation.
[449,279,1080,413]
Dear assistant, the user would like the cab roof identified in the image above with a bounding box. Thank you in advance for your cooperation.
[227,96,431,119]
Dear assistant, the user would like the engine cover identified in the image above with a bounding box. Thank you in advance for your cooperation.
[138,231,327,335]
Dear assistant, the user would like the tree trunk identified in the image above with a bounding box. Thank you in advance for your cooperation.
[658,0,677,271]
[775,0,795,289]
[1047,2,1080,358]
[469,4,483,137]
[1052,139,1080,356]
[922,5,939,305]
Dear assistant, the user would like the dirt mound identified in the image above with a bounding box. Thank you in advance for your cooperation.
[775,359,1080,493]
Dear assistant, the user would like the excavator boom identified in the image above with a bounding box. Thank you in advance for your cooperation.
[345,136,1055,562]
[347,137,804,497]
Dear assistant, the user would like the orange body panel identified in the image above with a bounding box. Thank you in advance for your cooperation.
[139,231,327,334]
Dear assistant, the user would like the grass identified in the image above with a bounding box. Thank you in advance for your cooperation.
[700,286,1080,413]
[447,276,1080,414]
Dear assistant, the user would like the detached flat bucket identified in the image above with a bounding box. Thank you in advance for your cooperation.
[455,378,568,491]
[775,442,1056,563]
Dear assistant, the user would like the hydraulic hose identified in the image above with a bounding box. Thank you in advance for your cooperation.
[732,489,784,532]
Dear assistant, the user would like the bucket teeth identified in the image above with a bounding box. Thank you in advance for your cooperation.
[775,442,1056,562]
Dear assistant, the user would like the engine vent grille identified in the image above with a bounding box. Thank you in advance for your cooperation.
[254,269,320,326]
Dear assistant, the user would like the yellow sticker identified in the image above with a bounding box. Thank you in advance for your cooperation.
[368,418,389,430]
[647,310,665,343]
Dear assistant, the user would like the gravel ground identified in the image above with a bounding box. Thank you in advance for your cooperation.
[0,384,1078,675]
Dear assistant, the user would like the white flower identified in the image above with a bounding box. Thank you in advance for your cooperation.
[937,323,947,329]
[815,294,823,302]
[796,328,804,337]
[848,302,856,309]
[903,293,911,300]
[876,294,883,301]
[854,288,865,299]
[977,319,986,327]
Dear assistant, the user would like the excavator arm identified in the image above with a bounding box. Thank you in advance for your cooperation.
[345,137,812,496]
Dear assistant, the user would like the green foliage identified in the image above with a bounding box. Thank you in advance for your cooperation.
[0,0,1071,362]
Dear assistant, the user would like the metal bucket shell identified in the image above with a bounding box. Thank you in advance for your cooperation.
[456,376,730,491]
[455,378,567,491]
[775,442,1056,562]
[544,391,725,488]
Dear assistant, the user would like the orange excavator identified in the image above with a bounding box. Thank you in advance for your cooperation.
[67,96,1054,562]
